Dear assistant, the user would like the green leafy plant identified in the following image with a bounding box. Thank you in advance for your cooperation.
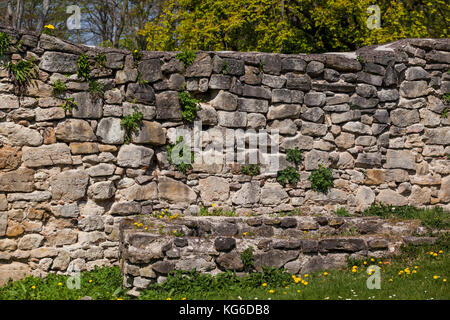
[52,80,67,97]
[60,97,77,112]
[0,32,10,57]
[175,48,196,67]
[240,246,254,271]
[167,136,194,174]
[121,109,143,144]
[357,55,364,63]
[178,91,200,123]
[443,94,450,103]
[240,164,260,176]
[441,108,448,118]
[309,164,334,194]
[276,166,300,186]
[95,53,106,68]
[199,207,238,217]
[286,147,304,165]
[5,58,37,94]
[77,53,90,81]
[221,61,229,74]
[335,207,352,217]
[88,80,104,97]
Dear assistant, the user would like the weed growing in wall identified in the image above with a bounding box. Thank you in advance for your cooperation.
[5,58,37,95]
[335,207,352,217]
[167,136,194,174]
[77,53,91,81]
[309,164,334,194]
[60,97,77,112]
[241,246,254,271]
[178,91,199,123]
[95,53,106,68]
[52,80,67,97]
[286,147,304,165]
[121,109,144,144]
[0,32,10,57]
[88,80,105,98]
[240,164,260,176]
[441,108,448,118]
[277,166,300,186]
[175,48,196,67]
[221,61,229,74]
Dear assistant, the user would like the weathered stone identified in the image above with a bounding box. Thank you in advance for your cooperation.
[218,111,247,128]
[331,110,361,124]
[152,261,175,275]
[0,168,34,192]
[342,122,371,135]
[155,91,182,120]
[214,237,236,252]
[22,143,72,167]
[131,121,165,146]
[71,92,103,119]
[423,128,450,145]
[232,181,260,205]
[78,216,104,232]
[286,73,311,90]
[55,119,96,142]
[50,169,89,201]
[158,177,197,204]
[399,81,428,98]
[405,67,430,81]
[0,262,31,286]
[51,203,80,218]
[211,90,238,111]
[390,109,420,127]
[355,153,381,168]
[199,177,230,204]
[355,186,375,210]
[267,104,302,120]
[117,144,154,168]
[96,117,125,144]
[319,238,366,252]
[137,59,162,83]
[209,74,231,89]
[281,58,306,72]
[280,134,313,151]
[237,98,268,113]
[0,122,42,146]
[87,163,116,177]
[385,150,416,170]
[335,132,355,149]
[260,54,281,75]
[0,145,21,169]
[376,189,408,206]
[306,61,324,77]
[39,51,78,73]
[253,250,298,271]
[7,191,51,202]
[260,183,288,205]
[304,150,330,170]
[0,94,19,109]
[216,252,244,271]
[185,53,212,77]
[88,181,116,200]
[110,201,142,216]
[438,176,450,203]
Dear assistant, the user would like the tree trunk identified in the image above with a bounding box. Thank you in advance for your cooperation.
[36,0,50,33]
[15,0,24,30]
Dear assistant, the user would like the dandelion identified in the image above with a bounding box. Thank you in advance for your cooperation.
[211,203,215,207]
[285,286,289,289]
[438,250,443,254]
[245,212,249,216]
[304,274,309,277]
[262,283,267,287]
[388,278,393,282]
[31,285,36,289]
[57,282,62,286]
[268,289,275,294]
[243,232,248,236]
[323,272,328,276]
[443,279,447,282]
[44,24,55,30]
[433,253,438,257]
[297,290,301,293]
[433,275,439,279]
[182,297,187,300]
[303,231,307,234]
[414,266,418,269]
[89,279,93,283]
[370,258,374,262]
[363,261,367,265]
[166,297,172,300]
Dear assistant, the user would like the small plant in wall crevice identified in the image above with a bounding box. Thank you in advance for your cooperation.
[178,90,200,123]
[167,136,194,174]
[52,79,67,97]
[121,108,143,144]
[240,164,260,176]
[0,31,10,58]
[277,147,303,187]
[77,53,91,81]
[309,164,334,194]
[175,48,196,67]
[5,58,37,95]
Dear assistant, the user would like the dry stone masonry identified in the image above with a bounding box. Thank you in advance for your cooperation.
[0,25,449,284]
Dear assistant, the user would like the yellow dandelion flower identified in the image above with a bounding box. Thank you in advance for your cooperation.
[303,231,307,234]
[370,258,375,262]
[414,266,418,269]
[363,261,367,265]
[433,253,438,257]
[303,281,308,286]
[89,279,93,283]
[243,232,248,236]
[323,272,328,276]
[167,297,172,300]
[57,282,62,286]
[297,290,301,293]
[182,297,187,300]
[31,285,36,289]
[304,274,309,277]
[438,250,443,254]
[388,278,393,282]
[443,279,447,282]
[285,286,289,289]
[262,283,267,287]
[165,209,169,212]
[211,203,215,207]
[433,275,439,279]
[269,289,275,294]
[44,24,55,30]
[412,270,417,274]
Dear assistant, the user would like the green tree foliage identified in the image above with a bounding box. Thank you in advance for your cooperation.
[141,0,449,53]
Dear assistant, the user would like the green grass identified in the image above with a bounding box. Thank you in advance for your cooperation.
[361,204,450,231]
[1,239,448,300]
[198,206,238,217]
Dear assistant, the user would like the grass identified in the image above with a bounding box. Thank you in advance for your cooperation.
[361,204,450,231]
[0,238,448,300]
[199,206,238,217]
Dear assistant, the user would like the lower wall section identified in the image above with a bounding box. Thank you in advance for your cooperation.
[118,215,432,295]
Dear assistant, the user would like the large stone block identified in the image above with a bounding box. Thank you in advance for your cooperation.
[385,150,416,170]
[22,143,72,167]
[96,117,126,144]
[198,176,230,204]
[0,122,42,146]
[267,104,301,120]
[50,169,89,201]
[0,145,21,170]
[39,51,78,73]
[158,177,197,204]
[138,59,162,83]
[117,144,154,168]
[155,91,182,120]
[232,181,260,205]
[131,121,166,146]
[71,92,103,119]
[55,119,97,142]
[260,183,288,205]
[0,168,35,192]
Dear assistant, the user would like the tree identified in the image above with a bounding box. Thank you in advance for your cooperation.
[140,0,449,53]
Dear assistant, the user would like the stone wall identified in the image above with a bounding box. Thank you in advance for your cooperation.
[0,25,449,283]
[119,215,429,294]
